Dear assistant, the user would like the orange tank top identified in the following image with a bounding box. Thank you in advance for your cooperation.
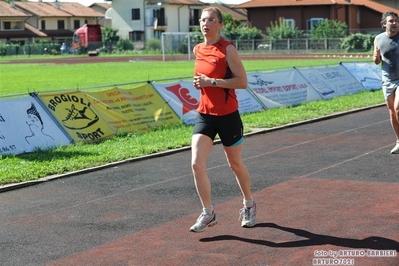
[194,38,238,116]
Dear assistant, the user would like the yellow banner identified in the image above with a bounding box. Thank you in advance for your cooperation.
[84,83,180,134]
[38,91,114,143]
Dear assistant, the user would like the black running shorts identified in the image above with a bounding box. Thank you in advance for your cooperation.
[192,110,244,147]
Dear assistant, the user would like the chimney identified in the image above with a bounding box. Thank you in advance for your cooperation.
[54,0,60,9]
[10,0,15,8]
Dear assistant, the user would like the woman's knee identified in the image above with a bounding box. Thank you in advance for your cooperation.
[191,160,206,174]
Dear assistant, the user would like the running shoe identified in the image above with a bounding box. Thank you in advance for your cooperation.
[239,202,257,228]
[190,211,217,232]
[390,142,399,154]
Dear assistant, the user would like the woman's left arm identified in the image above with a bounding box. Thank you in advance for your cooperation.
[216,44,248,89]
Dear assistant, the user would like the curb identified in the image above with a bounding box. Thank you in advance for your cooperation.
[0,103,385,193]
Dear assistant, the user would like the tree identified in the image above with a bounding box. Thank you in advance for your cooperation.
[310,19,348,38]
[102,27,119,52]
[222,13,263,40]
[266,17,303,39]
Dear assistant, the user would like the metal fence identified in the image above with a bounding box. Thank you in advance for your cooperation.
[0,38,349,57]
[233,38,345,53]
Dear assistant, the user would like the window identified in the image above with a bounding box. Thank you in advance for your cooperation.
[154,30,164,39]
[132,8,140,20]
[130,31,144,42]
[41,20,46,30]
[307,18,324,31]
[283,19,295,30]
[3,22,11,30]
[153,8,165,26]
[74,20,80,29]
[57,20,65,30]
[190,9,201,26]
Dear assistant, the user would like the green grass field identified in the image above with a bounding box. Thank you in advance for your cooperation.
[0,55,384,186]
[0,55,371,96]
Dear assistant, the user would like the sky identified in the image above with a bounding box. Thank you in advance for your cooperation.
[29,0,248,7]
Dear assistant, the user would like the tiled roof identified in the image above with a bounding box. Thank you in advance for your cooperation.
[15,2,73,17]
[351,0,399,14]
[236,0,399,14]
[14,2,104,18]
[150,0,205,5]
[0,23,45,38]
[25,23,47,37]
[236,0,353,8]
[211,3,247,21]
[89,3,112,9]
[0,1,30,17]
[48,2,104,17]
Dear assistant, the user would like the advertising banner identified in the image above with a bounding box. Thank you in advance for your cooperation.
[0,96,71,155]
[236,87,264,114]
[152,81,263,125]
[151,81,200,125]
[340,62,382,90]
[297,65,365,99]
[84,84,180,134]
[246,69,321,108]
[38,91,115,143]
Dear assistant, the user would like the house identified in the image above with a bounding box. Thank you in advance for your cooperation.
[0,1,104,44]
[89,2,112,27]
[0,0,248,47]
[111,0,206,42]
[236,0,399,36]
[0,1,36,43]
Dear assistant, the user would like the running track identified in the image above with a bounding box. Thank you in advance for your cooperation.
[0,105,398,266]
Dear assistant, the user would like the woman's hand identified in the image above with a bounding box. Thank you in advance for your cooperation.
[193,73,211,89]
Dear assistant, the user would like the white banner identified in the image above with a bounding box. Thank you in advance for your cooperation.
[341,62,382,90]
[151,81,263,125]
[152,81,200,125]
[0,96,71,155]
[246,69,321,108]
[297,65,366,99]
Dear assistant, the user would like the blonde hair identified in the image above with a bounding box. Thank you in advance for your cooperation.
[202,6,223,23]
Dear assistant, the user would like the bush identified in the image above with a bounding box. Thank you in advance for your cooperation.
[116,39,134,52]
[266,17,303,39]
[341,33,375,52]
[311,19,348,38]
[146,38,161,51]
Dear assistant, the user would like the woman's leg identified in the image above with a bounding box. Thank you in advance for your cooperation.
[191,133,214,208]
[223,143,252,201]
[224,143,257,227]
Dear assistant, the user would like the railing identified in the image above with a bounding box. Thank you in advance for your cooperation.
[0,38,358,57]
[232,38,345,52]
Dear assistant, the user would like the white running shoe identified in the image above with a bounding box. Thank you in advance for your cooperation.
[239,202,257,228]
[190,211,217,233]
[390,142,399,154]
